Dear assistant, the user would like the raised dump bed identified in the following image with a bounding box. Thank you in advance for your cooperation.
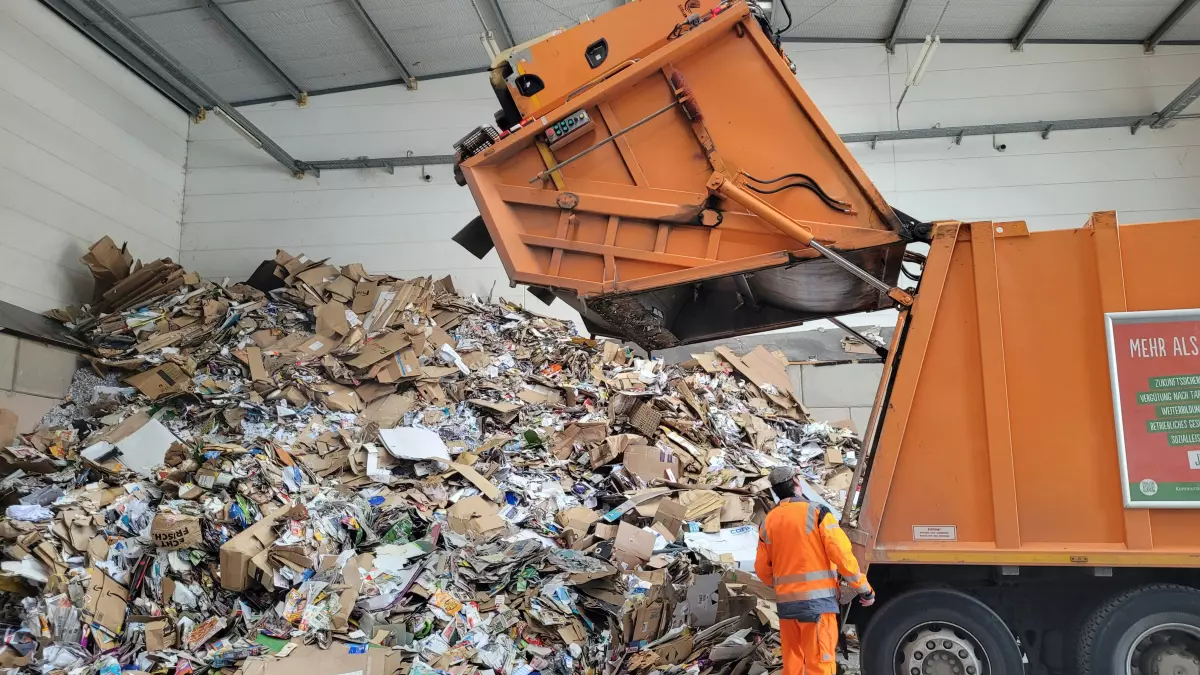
[454,0,919,348]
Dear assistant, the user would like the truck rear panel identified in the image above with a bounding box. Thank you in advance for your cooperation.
[857,213,1200,568]
[458,0,907,348]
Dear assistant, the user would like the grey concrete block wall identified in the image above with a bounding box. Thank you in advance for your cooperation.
[0,332,78,433]
[799,362,884,408]
[849,406,872,434]
[786,362,882,436]
[0,334,16,391]
[13,340,79,398]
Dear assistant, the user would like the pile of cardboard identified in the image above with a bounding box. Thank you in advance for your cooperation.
[0,236,860,675]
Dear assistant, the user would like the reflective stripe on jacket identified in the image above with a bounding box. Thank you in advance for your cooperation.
[754,497,872,622]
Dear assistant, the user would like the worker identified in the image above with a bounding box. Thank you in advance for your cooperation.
[755,466,875,675]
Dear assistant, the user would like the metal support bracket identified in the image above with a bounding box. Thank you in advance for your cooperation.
[77,0,309,176]
[955,130,964,145]
[198,0,306,105]
[885,0,912,54]
[1041,123,1053,139]
[345,0,417,86]
[1145,0,1200,53]
[1012,0,1054,51]
[1150,74,1200,129]
[41,0,206,115]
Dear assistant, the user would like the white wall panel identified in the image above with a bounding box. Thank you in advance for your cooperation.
[0,0,187,313]
[183,43,1200,332]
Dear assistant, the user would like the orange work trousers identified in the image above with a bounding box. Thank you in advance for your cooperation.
[780,614,838,675]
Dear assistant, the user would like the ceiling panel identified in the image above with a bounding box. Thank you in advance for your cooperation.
[56,0,1200,110]
[364,0,489,77]
[1033,0,1179,41]
[898,0,1038,40]
[124,6,288,103]
[777,0,900,39]
[107,0,195,18]
[218,0,399,95]
[498,0,622,45]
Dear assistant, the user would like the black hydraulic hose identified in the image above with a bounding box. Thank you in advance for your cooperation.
[742,170,851,210]
[775,0,793,35]
[744,181,852,212]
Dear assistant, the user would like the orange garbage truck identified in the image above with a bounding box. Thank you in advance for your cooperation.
[451,1,1200,672]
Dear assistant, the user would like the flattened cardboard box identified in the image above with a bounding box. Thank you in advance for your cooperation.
[83,567,128,634]
[613,521,655,568]
[623,445,681,485]
[125,363,190,400]
[218,505,284,591]
[241,643,405,675]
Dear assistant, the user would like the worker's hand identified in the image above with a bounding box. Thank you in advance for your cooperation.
[859,591,876,607]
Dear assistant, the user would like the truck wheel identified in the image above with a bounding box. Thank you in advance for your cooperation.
[1077,584,1200,675]
[860,588,1024,675]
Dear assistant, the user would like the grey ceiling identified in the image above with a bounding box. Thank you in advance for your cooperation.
[49,0,1200,107]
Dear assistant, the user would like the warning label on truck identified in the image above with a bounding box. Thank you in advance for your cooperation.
[912,525,957,541]
[1107,311,1200,507]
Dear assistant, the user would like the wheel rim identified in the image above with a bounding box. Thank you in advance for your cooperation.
[1126,622,1200,675]
[893,622,989,675]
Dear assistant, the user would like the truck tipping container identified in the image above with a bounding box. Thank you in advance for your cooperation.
[453,0,919,348]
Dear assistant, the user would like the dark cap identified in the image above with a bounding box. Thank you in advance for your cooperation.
[768,466,796,486]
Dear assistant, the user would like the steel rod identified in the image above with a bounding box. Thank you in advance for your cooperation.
[829,317,889,358]
[809,241,894,296]
[528,101,679,183]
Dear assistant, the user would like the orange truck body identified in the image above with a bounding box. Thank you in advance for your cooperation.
[853,214,1200,570]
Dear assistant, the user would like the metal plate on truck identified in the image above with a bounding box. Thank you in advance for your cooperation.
[912,526,957,541]
[1106,309,1200,508]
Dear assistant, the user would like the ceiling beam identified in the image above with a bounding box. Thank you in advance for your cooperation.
[1012,0,1054,51]
[40,0,205,115]
[885,0,913,54]
[197,0,306,104]
[476,0,517,49]
[343,0,416,89]
[75,0,308,175]
[1151,75,1200,128]
[305,112,1200,173]
[1145,0,1200,53]
[838,115,1157,144]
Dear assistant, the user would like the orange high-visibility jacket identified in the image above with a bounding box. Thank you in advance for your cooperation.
[755,497,872,621]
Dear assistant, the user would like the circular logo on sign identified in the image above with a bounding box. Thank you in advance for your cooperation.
[1140,479,1158,496]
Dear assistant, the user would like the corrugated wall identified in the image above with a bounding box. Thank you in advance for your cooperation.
[180,43,1200,329]
[0,0,188,314]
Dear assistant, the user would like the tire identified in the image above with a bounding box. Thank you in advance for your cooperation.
[860,588,1024,675]
[1077,584,1200,675]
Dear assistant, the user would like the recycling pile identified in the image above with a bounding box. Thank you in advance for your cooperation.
[0,236,862,675]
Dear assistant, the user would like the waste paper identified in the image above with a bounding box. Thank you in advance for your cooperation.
[0,236,862,674]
